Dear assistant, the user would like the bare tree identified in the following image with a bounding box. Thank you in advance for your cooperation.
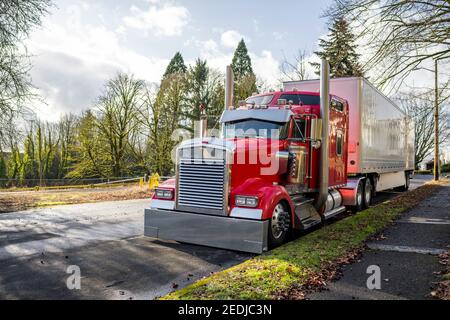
[95,73,145,177]
[281,50,312,82]
[327,0,450,91]
[0,0,52,129]
[397,91,450,168]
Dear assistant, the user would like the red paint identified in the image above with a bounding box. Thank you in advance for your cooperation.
[227,91,349,223]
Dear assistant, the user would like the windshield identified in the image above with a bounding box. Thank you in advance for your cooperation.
[277,94,320,105]
[223,119,288,139]
[245,94,274,106]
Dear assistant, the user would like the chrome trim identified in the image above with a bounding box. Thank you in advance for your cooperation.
[316,58,330,210]
[145,208,269,254]
[225,65,234,109]
[176,159,226,216]
[230,207,263,220]
[175,138,234,216]
[150,199,175,210]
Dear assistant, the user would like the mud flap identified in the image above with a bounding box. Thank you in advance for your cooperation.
[144,209,269,254]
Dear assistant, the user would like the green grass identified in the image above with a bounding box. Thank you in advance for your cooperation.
[163,183,441,300]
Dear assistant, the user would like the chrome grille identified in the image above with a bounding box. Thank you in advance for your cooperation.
[177,159,226,215]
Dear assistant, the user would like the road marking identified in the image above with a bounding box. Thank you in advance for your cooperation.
[367,243,446,255]
[398,217,450,225]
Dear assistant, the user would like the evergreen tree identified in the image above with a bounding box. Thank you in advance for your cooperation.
[312,17,364,77]
[163,52,187,78]
[231,39,254,80]
[230,39,257,104]
[184,59,208,132]
[183,59,224,132]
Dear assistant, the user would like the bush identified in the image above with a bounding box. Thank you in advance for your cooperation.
[415,170,432,175]
[442,163,450,173]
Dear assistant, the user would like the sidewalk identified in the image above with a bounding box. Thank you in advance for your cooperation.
[308,182,450,300]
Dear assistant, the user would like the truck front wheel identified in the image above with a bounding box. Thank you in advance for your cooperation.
[351,180,364,213]
[363,178,372,209]
[268,202,290,247]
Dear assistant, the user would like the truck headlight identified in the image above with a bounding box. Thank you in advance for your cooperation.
[235,196,259,208]
[155,189,174,200]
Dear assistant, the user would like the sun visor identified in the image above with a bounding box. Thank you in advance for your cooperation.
[220,109,293,123]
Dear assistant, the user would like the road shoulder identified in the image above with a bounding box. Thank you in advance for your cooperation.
[308,181,450,300]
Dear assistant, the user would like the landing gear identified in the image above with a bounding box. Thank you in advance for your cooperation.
[268,202,290,247]
[395,172,410,192]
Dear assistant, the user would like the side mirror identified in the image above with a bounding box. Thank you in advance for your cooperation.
[310,118,323,143]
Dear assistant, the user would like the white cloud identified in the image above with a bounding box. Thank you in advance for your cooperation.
[122,3,189,37]
[187,37,281,88]
[26,4,169,121]
[251,51,281,88]
[221,30,244,49]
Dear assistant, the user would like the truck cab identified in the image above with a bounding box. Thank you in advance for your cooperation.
[145,91,351,253]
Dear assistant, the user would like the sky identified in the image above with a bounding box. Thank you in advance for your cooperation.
[26,0,333,121]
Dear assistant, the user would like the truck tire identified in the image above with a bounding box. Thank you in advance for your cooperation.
[363,178,372,209]
[351,180,364,213]
[394,172,410,192]
[268,202,290,248]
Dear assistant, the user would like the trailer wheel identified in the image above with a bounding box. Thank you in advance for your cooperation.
[351,180,364,213]
[363,178,372,209]
[268,202,290,247]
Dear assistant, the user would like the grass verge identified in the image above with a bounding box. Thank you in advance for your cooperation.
[164,182,443,300]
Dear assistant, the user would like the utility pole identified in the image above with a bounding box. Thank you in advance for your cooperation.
[434,59,439,181]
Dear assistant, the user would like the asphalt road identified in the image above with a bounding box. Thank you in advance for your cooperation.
[0,175,433,299]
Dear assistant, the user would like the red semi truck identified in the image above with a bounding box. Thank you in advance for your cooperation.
[144,60,415,253]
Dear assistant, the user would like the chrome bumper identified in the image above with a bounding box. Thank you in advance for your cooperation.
[144,209,269,254]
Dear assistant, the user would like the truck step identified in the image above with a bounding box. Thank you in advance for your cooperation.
[300,217,322,230]
[294,201,322,230]
[322,206,347,221]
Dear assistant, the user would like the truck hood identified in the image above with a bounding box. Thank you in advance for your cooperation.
[177,137,286,164]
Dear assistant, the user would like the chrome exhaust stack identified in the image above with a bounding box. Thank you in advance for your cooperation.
[199,104,207,138]
[315,59,330,211]
[225,65,234,110]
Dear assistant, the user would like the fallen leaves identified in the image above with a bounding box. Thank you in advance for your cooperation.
[432,250,450,300]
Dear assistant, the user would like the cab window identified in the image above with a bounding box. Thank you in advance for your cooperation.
[336,131,343,156]
[292,118,307,140]
[278,94,320,106]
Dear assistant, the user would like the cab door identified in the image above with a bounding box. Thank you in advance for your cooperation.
[288,116,310,189]
[330,99,348,186]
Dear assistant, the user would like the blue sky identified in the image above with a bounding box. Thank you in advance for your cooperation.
[27,0,333,121]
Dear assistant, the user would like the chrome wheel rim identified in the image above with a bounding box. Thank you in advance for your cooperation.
[271,204,285,240]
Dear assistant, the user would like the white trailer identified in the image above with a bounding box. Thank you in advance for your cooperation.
[284,77,415,192]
